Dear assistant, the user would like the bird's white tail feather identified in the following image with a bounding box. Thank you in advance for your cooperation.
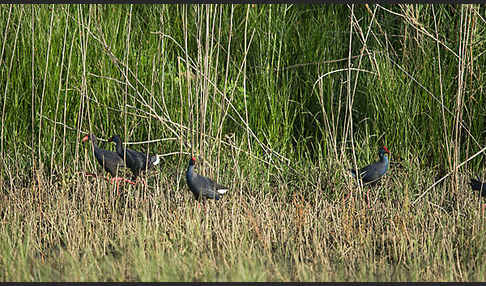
[217,188,229,195]
[152,155,161,165]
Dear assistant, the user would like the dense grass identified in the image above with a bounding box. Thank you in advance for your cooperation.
[1,4,486,281]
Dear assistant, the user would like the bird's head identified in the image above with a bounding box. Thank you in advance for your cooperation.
[189,156,196,166]
[379,146,390,157]
[82,134,99,146]
[82,134,96,143]
[108,135,121,143]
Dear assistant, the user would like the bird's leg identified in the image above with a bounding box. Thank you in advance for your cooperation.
[109,177,119,184]
[482,203,486,216]
[115,180,121,196]
[366,188,371,209]
[122,177,137,185]
[110,176,136,185]
[109,177,122,196]
[343,189,352,203]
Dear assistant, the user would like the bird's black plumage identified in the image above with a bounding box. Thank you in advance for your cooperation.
[108,135,160,180]
[470,178,486,197]
[350,146,390,184]
[82,134,125,177]
[186,157,229,200]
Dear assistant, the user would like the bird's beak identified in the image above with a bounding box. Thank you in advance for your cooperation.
[81,135,89,142]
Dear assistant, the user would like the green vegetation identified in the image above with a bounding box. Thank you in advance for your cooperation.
[1,4,486,281]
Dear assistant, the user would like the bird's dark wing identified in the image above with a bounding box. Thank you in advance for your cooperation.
[358,161,387,183]
[470,178,486,197]
[192,174,221,199]
[94,148,125,176]
[213,181,229,191]
[123,148,143,168]
[131,148,155,169]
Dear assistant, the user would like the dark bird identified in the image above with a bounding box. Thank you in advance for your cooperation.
[349,146,391,206]
[81,134,135,188]
[108,135,160,183]
[186,157,229,200]
[470,178,486,197]
[469,178,486,213]
[350,146,390,183]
